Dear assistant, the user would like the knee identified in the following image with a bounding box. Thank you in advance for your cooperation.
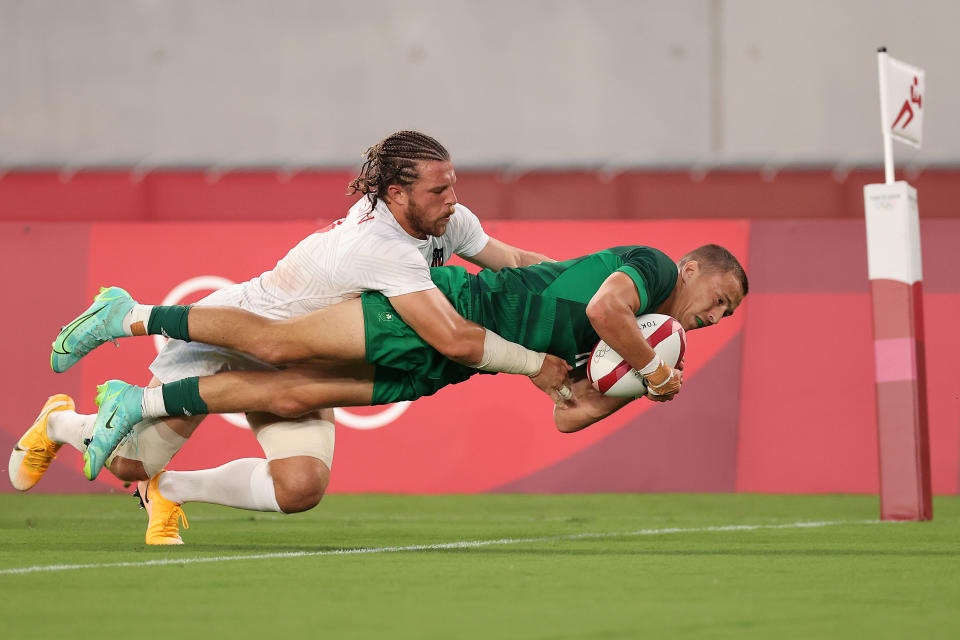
[271,459,329,513]
[252,340,289,366]
[266,393,314,418]
[279,488,323,514]
[108,456,149,482]
[248,325,295,366]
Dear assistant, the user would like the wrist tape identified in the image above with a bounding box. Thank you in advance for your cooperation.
[474,329,546,376]
[638,354,663,376]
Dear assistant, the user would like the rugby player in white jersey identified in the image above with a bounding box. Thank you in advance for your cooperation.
[12,131,571,544]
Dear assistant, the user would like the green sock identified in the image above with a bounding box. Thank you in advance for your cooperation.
[161,377,209,417]
[147,305,192,341]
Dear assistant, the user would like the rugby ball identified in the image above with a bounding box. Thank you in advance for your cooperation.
[587,314,686,398]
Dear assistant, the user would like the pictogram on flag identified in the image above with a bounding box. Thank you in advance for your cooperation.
[881,54,925,148]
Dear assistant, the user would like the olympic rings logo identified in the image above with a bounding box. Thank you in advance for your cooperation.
[157,276,410,430]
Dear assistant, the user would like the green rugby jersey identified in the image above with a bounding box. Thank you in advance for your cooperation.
[431,245,678,366]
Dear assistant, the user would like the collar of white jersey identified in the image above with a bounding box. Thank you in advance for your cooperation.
[358,195,441,244]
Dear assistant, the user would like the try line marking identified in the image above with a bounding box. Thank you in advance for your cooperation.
[0,519,882,576]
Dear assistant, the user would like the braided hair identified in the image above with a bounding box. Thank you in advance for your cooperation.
[347,131,450,210]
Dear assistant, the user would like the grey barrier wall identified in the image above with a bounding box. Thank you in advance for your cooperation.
[1,0,957,168]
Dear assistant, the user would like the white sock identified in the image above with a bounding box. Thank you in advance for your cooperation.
[157,458,283,513]
[141,386,168,418]
[122,304,153,337]
[46,411,95,452]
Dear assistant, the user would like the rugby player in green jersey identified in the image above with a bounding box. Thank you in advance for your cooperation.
[81,242,747,471]
[36,243,745,544]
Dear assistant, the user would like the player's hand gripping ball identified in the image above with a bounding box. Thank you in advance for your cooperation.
[586,314,686,398]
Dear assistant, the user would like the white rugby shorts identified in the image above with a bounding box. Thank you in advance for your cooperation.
[148,284,278,383]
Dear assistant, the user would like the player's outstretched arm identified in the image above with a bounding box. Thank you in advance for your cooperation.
[553,378,632,433]
[586,272,682,401]
[464,237,555,270]
[388,288,486,362]
[389,288,573,404]
[530,355,574,405]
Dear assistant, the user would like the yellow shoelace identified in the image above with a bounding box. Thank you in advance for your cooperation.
[22,440,59,472]
[161,506,190,538]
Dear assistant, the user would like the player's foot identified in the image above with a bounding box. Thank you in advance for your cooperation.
[82,380,144,481]
[8,394,75,491]
[136,472,189,545]
[51,286,136,373]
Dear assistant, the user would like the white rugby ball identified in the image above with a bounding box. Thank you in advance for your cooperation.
[587,314,686,398]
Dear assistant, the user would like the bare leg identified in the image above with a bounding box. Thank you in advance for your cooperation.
[186,298,367,365]
[196,362,376,417]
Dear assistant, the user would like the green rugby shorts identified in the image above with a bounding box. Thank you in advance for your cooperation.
[361,291,481,405]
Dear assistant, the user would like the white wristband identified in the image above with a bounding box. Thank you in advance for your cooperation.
[638,354,663,376]
[474,329,546,376]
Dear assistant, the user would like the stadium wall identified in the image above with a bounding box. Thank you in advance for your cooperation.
[3,0,960,167]
[3,215,958,496]
[2,168,960,222]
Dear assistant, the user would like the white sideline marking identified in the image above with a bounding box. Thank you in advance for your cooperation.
[0,519,881,576]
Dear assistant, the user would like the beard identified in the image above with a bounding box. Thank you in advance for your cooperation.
[407,200,451,237]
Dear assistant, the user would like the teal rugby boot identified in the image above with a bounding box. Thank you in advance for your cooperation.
[51,287,136,373]
[82,380,144,480]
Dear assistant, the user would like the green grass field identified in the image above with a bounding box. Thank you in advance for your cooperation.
[2,493,958,639]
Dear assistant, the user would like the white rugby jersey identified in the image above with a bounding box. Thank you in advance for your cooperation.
[235,197,490,318]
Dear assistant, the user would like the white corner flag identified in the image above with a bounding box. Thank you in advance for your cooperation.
[879,50,925,148]
[865,47,932,521]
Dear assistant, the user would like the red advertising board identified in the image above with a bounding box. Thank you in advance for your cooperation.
[3,219,958,495]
